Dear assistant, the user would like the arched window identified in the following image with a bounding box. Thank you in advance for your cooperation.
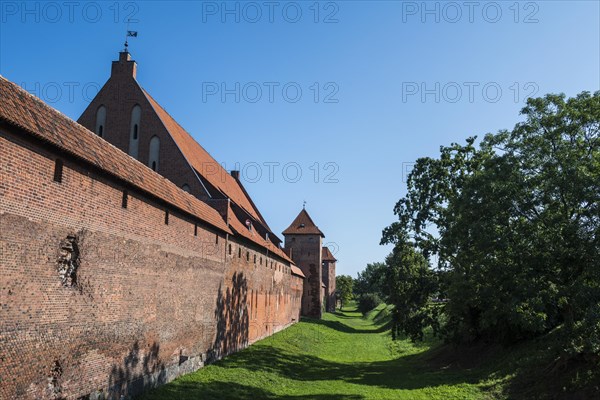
[181,184,191,193]
[95,105,106,137]
[128,105,141,159]
[148,135,160,171]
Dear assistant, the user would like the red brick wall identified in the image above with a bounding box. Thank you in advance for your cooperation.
[322,261,336,312]
[0,128,302,399]
[77,57,208,200]
[284,234,322,318]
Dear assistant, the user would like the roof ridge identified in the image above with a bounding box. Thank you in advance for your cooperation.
[139,86,215,198]
[141,88,214,158]
[0,76,231,234]
[140,86,269,227]
[282,208,325,237]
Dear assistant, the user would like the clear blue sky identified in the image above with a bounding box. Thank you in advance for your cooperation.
[1,1,599,277]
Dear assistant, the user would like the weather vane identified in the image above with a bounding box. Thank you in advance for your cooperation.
[124,19,138,52]
[303,200,306,209]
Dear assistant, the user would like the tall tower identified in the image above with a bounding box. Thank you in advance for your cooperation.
[322,247,337,312]
[283,209,324,318]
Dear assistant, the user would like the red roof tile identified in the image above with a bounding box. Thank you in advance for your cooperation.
[141,89,268,227]
[283,209,324,237]
[322,246,337,262]
[226,203,293,264]
[0,76,231,234]
[291,266,305,278]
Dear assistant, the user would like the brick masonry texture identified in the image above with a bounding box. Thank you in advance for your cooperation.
[283,234,323,318]
[323,261,336,313]
[0,128,303,399]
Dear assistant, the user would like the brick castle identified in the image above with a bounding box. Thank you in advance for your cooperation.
[0,51,336,399]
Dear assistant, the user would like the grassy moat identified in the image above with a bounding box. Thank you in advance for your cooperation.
[138,304,592,399]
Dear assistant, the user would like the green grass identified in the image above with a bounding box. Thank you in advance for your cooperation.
[137,303,596,399]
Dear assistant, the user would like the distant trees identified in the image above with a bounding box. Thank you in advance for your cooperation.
[354,262,386,314]
[378,91,600,362]
[336,275,354,310]
[354,262,386,298]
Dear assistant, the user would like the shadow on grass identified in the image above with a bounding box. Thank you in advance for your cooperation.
[145,381,364,400]
[211,344,484,392]
[303,317,391,334]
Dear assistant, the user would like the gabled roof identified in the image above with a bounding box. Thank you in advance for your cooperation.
[322,247,337,262]
[0,75,231,235]
[282,209,325,237]
[226,203,293,264]
[141,89,269,228]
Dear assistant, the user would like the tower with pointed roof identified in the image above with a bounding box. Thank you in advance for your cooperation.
[283,208,325,318]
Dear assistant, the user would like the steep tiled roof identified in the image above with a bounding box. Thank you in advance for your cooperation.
[282,209,325,237]
[322,247,337,262]
[291,266,305,278]
[141,89,267,227]
[226,204,293,264]
[0,75,231,234]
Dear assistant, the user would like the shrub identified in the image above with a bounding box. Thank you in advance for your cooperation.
[357,293,383,315]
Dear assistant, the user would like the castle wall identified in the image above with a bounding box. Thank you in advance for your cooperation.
[0,128,302,399]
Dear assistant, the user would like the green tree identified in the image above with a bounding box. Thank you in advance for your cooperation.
[336,275,354,310]
[382,91,600,360]
[354,262,387,299]
[385,238,439,341]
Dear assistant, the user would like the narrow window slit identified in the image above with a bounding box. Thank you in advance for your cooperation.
[53,159,63,183]
[121,190,128,209]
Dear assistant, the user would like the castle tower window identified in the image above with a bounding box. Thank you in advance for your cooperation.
[148,135,160,171]
[53,159,63,183]
[128,105,141,159]
[164,209,169,225]
[95,105,106,137]
[121,190,128,209]
[194,223,198,236]
[229,244,232,255]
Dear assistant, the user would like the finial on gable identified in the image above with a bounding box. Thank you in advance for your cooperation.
[123,19,138,52]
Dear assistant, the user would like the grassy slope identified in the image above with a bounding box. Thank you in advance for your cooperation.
[138,304,598,399]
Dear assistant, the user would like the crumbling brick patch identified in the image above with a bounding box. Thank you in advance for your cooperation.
[57,233,81,288]
[48,360,65,400]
